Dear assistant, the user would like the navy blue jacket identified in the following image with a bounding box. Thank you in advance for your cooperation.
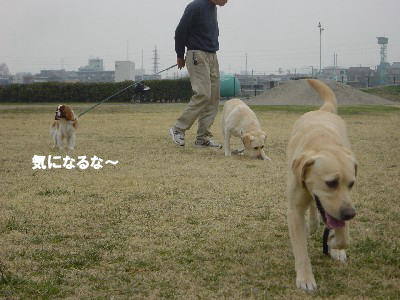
[175,0,219,59]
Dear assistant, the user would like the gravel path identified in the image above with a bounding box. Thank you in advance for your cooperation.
[245,79,395,105]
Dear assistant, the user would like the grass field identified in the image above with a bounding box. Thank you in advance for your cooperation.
[362,85,400,102]
[1,103,399,299]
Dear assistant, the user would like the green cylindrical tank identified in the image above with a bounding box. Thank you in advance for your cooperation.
[220,74,241,98]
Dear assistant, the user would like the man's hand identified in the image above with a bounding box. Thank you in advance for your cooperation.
[177,57,185,70]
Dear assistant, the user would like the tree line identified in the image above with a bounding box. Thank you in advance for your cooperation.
[0,79,193,103]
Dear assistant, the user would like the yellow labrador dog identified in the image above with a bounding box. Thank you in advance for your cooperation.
[222,99,270,160]
[287,80,357,291]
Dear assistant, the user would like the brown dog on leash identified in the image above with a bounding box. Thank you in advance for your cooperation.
[50,104,78,151]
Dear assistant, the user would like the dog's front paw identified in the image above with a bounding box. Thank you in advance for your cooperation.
[329,249,347,262]
[296,273,317,291]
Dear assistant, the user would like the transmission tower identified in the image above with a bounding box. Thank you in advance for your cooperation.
[152,46,160,74]
[377,37,388,64]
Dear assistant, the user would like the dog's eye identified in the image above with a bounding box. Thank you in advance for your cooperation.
[326,179,339,189]
[260,145,264,149]
[254,147,259,150]
[348,181,355,189]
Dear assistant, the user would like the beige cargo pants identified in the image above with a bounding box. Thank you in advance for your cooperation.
[175,50,220,140]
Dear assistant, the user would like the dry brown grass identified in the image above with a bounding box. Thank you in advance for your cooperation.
[0,103,399,299]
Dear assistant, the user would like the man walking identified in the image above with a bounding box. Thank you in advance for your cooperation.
[170,0,228,148]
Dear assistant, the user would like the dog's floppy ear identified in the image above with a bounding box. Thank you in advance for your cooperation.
[292,152,317,187]
[261,131,267,144]
[64,106,75,121]
[349,157,358,177]
[241,133,254,148]
[354,161,358,177]
[342,147,358,177]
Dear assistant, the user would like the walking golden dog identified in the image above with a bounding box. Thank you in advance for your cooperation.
[287,80,357,291]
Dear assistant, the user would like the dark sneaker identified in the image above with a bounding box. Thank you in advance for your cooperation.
[169,127,185,146]
[194,138,222,149]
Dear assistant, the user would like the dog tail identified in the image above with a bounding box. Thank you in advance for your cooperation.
[307,79,337,114]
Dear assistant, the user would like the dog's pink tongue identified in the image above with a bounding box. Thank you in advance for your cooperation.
[325,213,345,229]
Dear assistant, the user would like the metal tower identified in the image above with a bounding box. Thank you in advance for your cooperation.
[377,37,389,64]
[152,46,160,75]
[377,37,389,85]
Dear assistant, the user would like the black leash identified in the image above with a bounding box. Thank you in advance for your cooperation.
[77,83,135,118]
[77,63,178,118]
[314,195,331,255]
[322,227,330,255]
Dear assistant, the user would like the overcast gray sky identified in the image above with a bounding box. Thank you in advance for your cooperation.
[1,0,399,75]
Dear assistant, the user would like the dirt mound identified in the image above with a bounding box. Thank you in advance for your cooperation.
[246,79,395,105]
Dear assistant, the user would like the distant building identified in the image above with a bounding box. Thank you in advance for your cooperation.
[0,63,10,76]
[36,69,68,82]
[77,71,114,83]
[78,58,104,72]
[347,67,375,88]
[134,68,146,81]
[0,63,12,85]
[140,74,161,81]
[14,72,32,84]
[387,62,400,84]
[77,57,114,82]
[236,74,278,92]
[115,61,135,82]
[320,67,348,83]
[27,66,114,83]
[0,77,11,85]
[30,69,80,83]
[15,73,37,84]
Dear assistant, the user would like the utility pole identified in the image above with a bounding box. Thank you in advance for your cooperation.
[245,53,248,75]
[141,49,144,80]
[126,40,129,61]
[318,22,324,74]
[333,52,336,80]
[311,66,314,77]
[335,53,339,80]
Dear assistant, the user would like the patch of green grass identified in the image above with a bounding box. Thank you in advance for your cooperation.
[355,237,400,266]
[362,85,400,102]
[0,272,65,299]
[37,188,71,197]
[2,216,30,234]
[246,104,319,113]
[250,104,400,114]
[338,105,400,114]
[61,249,102,269]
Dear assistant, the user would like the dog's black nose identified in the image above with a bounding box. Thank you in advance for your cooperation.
[340,207,356,221]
